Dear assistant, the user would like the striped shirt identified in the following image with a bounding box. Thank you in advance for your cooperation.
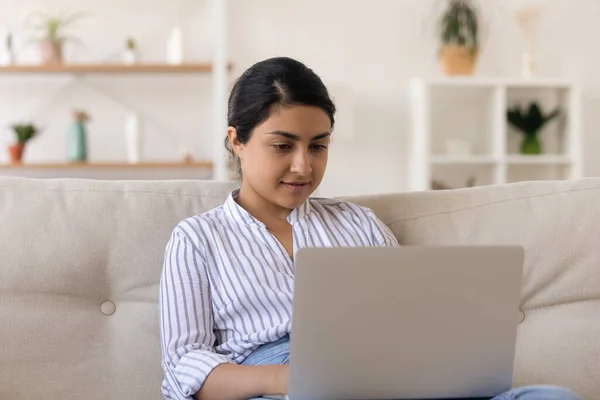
[159,189,399,399]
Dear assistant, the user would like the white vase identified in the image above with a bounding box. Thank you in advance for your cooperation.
[124,49,137,65]
[166,26,184,65]
[125,113,142,163]
[521,51,536,78]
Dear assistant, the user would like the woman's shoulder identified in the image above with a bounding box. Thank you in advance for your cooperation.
[308,196,377,222]
[170,204,229,241]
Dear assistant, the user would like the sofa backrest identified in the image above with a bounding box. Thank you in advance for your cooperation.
[1,177,598,399]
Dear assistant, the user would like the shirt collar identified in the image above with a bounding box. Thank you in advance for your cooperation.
[223,189,311,227]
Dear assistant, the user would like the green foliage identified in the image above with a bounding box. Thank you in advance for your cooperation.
[126,37,136,50]
[507,102,560,137]
[439,0,479,52]
[11,123,40,144]
[26,10,85,45]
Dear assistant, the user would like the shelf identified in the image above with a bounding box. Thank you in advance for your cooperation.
[430,155,572,166]
[0,63,231,74]
[505,155,571,165]
[0,161,213,169]
[413,77,573,89]
[431,155,498,165]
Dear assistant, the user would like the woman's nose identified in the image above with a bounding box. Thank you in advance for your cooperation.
[290,150,312,176]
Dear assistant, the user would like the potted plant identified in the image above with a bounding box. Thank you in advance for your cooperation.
[124,37,138,65]
[26,11,84,64]
[7,123,40,163]
[437,0,480,76]
[507,102,560,155]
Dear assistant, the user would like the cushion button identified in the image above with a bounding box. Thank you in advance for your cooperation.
[518,310,525,324]
[101,301,116,316]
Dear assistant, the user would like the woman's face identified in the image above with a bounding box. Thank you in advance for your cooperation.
[229,104,332,212]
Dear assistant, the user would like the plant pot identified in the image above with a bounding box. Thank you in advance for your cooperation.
[7,143,25,163]
[439,44,478,76]
[521,135,542,155]
[41,40,63,64]
[123,49,138,65]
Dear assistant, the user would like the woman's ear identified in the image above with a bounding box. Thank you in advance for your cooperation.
[227,127,244,159]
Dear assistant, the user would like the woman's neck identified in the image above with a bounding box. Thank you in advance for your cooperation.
[236,184,292,228]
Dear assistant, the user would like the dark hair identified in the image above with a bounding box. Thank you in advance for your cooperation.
[225,57,336,177]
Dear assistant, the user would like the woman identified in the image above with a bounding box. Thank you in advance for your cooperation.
[159,57,580,400]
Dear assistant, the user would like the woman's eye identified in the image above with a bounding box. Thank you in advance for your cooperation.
[274,144,292,151]
[311,144,327,151]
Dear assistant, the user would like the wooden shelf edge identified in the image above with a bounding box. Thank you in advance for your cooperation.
[0,63,234,74]
[0,161,214,169]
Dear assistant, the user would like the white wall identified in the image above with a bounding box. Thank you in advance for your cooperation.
[1,0,599,196]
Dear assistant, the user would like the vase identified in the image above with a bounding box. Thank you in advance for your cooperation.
[68,121,87,162]
[521,135,542,155]
[7,143,25,163]
[125,113,142,163]
[124,49,138,65]
[166,26,184,65]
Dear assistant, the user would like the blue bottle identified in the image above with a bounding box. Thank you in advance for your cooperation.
[68,111,89,162]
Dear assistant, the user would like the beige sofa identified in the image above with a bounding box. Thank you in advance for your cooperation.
[1,176,598,400]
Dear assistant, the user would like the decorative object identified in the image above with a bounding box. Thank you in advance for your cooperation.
[166,26,183,65]
[510,1,548,77]
[507,102,559,155]
[2,32,15,65]
[68,110,90,162]
[180,146,193,163]
[26,11,84,64]
[7,123,40,163]
[125,112,142,163]
[437,0,481,76]
[124,37,138,65]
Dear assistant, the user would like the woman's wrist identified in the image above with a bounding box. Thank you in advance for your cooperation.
[261,365,288,395]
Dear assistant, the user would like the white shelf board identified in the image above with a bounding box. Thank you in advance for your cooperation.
[505,155,572,165]
[431,155,498,165]
[412,77,573,89]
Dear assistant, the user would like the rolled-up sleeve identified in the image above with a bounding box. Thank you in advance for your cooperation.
[159,227,232,400]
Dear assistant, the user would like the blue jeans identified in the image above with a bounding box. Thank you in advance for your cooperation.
[241,335,581,400]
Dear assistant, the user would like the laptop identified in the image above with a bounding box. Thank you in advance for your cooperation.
[265,245,524,400]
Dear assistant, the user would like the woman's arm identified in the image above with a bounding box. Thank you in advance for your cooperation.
[195,364,288,400]
[160,228,234,399]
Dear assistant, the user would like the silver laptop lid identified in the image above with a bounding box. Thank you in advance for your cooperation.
[288,246,524,400]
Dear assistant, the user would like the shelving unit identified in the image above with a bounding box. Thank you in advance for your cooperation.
[0,0,231,180]
[407,77,582,191]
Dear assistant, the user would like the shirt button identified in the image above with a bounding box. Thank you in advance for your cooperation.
[518,310,525,324]
[101,301,116,316]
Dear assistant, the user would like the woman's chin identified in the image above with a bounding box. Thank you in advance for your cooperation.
[276,184,313,207]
